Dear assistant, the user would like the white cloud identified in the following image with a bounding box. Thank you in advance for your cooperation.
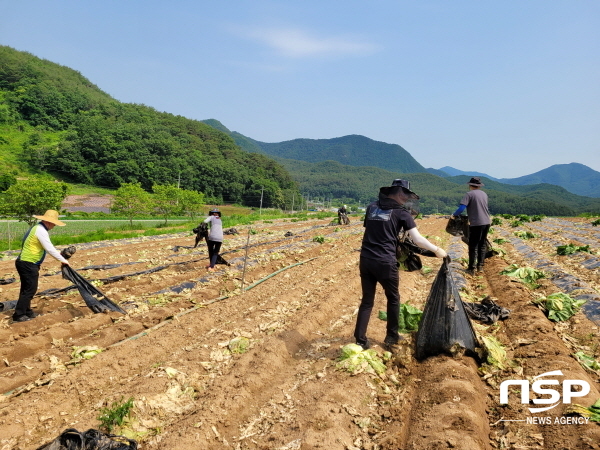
[242,27,378,58]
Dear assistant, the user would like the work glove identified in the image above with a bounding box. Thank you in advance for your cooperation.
[433,246,447,258]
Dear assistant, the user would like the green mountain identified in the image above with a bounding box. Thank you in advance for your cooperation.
[0,46,298,207]
[277,159,600,215]
[439,166,498,180]
[439,163,600,198]
[499,163,600,198]
[201,121,600,215]
[251,134,426,174]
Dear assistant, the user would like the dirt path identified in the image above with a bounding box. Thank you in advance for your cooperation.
[1,216,599,449]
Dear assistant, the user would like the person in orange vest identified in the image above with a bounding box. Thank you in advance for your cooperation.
[12,210,70,323]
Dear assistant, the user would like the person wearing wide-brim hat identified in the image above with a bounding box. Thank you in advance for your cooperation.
[354,179,448,352]
[12,210,70,323]
[452,177,491,274]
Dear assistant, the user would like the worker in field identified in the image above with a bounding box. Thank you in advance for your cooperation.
[12,210,70,323]
[451,177,491,275]
[354,179,447,351]
[204,209,223,271]
[337,205,349,225]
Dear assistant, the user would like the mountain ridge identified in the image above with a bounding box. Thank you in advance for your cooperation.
[201,120,600,215]
[438,163,600,197]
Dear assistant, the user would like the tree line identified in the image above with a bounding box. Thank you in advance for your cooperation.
[0,178,208,226]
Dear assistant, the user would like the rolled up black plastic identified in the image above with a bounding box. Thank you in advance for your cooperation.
[415,257,479,360]
[0,300,18,312]
[61,266,125,314]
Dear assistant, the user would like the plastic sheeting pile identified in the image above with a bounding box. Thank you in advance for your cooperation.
[36,428,137,450]
[463,296,511,324]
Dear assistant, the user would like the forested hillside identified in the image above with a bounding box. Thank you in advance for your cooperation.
[276,158,600,215]
[251,134,426,174]
[201,121,600,215]
[0,46,298,207]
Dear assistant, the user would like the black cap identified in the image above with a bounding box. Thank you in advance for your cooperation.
[380,179,419,199]
[467,177,484,186]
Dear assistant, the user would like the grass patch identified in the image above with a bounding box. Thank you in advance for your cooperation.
[98,396,134,433]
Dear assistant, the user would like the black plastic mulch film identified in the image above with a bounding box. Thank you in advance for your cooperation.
[61,265,125,314]
[415,256,479,361]
[1,222,363,311]
[36,428,137,450]
[497,226,600,325]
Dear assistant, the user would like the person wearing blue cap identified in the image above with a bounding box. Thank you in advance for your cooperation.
[354,180,447,351]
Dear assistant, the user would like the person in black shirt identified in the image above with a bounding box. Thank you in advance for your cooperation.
[338,205,348,225]
[354,179,447,351]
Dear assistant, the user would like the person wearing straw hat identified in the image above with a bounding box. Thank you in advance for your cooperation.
[354,179,448,352]
[12,210,70,323]
[452,177,491,274]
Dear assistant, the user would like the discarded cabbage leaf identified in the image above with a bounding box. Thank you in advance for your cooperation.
[491,247,506,257]
[573,351,600,372]
[480,335,507,369]
[556,244,591,256]
[228,336,250,354]
[500,264,546,289]
[533,292,586,322]
[513,230,537,239]
[71,346,103,360]
[378,304,423,333]
[337,344,386,375]
[340,343,363,360]
[564,398,600,422]
[398,304,423,333]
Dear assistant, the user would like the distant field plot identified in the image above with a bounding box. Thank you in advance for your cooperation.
[0,220,190,251]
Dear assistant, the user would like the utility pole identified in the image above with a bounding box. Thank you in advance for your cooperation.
[291,193,295,213]
[259,187,264,215]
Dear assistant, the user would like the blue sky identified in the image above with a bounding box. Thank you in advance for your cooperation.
[1,0,598,178]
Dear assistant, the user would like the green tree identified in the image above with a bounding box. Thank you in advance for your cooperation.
[179,189,205,221]
[0,173,17,192]
[111,182,151,226]
[0,179,69,226]
[152,184,182,225]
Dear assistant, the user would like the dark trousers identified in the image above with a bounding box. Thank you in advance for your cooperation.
[468,224,490,269]
[14,259,40,318]
[354,257,400,345]
[207,240,222,268]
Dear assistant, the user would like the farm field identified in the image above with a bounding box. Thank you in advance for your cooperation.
[0,220,192,253]
[0,216,599,449]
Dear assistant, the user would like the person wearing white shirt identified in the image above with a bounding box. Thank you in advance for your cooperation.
[12,210,69,323]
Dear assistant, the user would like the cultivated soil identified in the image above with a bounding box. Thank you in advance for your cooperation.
[0,216,599,450]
